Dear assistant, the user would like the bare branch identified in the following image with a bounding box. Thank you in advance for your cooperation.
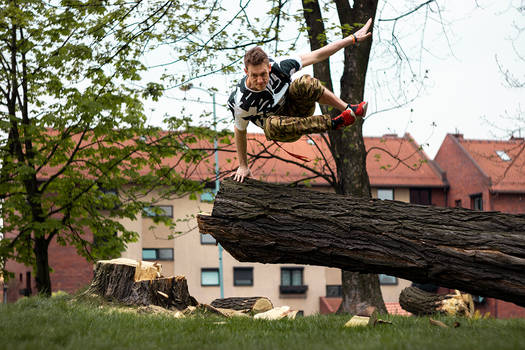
[378,0,436,22]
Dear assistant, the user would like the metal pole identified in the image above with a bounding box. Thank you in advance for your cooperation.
[211,93,224,299]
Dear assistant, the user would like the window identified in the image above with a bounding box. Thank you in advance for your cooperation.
[326,285,342,298]
[201,268,220,286]
[233,267,253,286]
[379,274,398,285]
[143,205,173,218]
[377,188,394,200]
[471,194,483,211]
[201,233,217,245]
[142,248,174,261]
[280,267,308,294]
[410,189,431,205]
[454,199,462,208]
[496,150,511,161]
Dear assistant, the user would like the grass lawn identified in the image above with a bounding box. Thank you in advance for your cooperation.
[1,294,524,350]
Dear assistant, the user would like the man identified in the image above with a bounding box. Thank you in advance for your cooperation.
[228,18,373,182]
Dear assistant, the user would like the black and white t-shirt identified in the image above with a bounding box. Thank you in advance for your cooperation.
[227,56,302,130]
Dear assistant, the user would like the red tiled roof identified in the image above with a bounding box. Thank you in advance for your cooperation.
[35,130,447,189]
[213,132,447,188]
[385,302,412,316]
[454,135,525,193]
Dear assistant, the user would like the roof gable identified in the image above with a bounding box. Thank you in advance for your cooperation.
[457,136,525,192]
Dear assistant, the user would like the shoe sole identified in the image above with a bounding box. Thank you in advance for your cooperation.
[359,102,368,118]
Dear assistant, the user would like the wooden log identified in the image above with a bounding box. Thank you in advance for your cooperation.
[399,287,474,316]
[210,297,273,313]
[85,258,198,310]
[197,178,525,307]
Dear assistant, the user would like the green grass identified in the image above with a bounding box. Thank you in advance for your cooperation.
[1,294,524,350]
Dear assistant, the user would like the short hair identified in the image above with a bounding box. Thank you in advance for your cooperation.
[244,47,269,67]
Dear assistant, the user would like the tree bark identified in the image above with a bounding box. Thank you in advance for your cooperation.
[197,178,525,307]
[301,0,385,315]
[34,237,51,296]
[333,1,382,315]
[399,286,474,317]
[85,258,198,310]
[210,297,273,313]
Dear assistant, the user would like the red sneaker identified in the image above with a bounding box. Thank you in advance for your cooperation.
[347,101,368,117]
[331,109,356,130]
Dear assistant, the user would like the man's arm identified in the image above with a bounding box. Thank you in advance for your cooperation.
[232,126,251,182]
[300,18,373,68]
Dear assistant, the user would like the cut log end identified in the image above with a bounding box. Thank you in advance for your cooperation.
[399,286,474,317]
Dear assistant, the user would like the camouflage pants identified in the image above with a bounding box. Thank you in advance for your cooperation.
[264,75,332,143]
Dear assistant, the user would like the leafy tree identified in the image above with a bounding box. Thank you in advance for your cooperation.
[178,0,445,313]
[0,0,217,295]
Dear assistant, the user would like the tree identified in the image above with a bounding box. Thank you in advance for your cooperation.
[163,0,446,314]
[0,0,217,295]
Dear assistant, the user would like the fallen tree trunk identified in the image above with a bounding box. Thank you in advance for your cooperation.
[85,258,198,310]
[197,178,525,307]
[399,287,474,316]
[210,297,273,313]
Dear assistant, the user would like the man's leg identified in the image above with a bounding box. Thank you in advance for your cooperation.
[264,75,331,142]
[264,75,367,142]
[264,114,331,142]
[318,87,368,122]
[318,88,346,111]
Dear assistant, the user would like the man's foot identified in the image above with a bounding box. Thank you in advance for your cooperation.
[347,101,368,118]
[331,109,356,130]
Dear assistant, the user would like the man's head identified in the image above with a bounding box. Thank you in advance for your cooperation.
[244,47,270,91]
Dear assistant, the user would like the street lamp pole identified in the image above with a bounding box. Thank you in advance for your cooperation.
[180,85,224,298]
[211,92,225,299]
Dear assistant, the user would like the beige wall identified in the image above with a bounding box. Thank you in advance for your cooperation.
[119,186,414,315]
[119,216,143,261]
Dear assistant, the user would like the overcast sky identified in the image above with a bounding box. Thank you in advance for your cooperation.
[153,0,524,159]
[364,0,524,158]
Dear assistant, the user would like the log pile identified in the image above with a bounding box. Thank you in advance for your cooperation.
[210,297,273,314]
[197,178,525,307]
[84,258,296,320]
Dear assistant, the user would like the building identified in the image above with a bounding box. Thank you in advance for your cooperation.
[120,132,448,315]
[435,133,525,213]
[434,133,525,318]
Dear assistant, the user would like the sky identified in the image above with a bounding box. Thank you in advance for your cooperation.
[148,0,524,159]
[364,0,525,158]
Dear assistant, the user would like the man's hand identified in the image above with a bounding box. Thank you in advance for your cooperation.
[352,18,373,43]
[232,165,251,182]
[300,18,374,68]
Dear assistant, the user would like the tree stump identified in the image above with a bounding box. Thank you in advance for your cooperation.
[197,178,525,307]
[210,297,273,313]
[85,258,198,310]
[399,286,474,317]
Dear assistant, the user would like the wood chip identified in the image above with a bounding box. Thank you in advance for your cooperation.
[429,318,448,328]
